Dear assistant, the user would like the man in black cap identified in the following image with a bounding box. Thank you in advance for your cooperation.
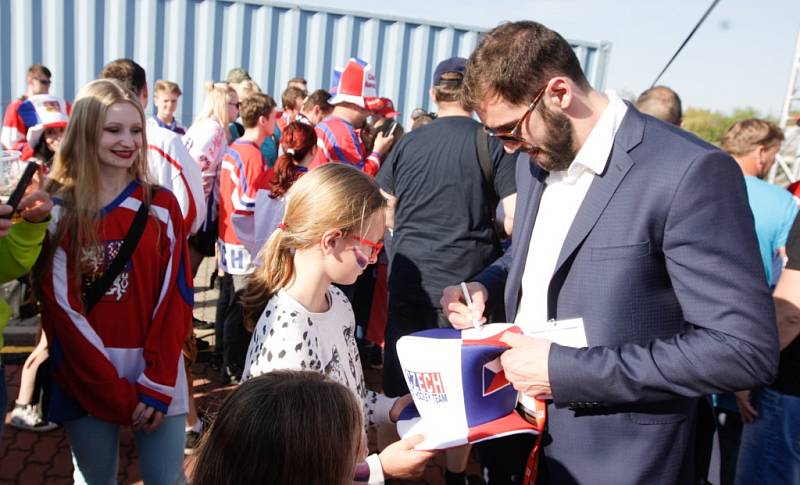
[376,57,519,485]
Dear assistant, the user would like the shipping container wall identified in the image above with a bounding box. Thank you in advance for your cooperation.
[1,0,611,127]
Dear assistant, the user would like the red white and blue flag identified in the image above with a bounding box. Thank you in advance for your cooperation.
[396,324,537,450]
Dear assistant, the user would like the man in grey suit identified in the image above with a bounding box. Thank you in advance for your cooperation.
[441,21,778,484]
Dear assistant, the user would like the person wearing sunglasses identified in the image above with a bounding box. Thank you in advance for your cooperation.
[238,163,434,484]
[441,21,778,485]
[1,64,57,154]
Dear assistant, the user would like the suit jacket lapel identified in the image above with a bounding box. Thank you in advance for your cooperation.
[553,150,634,274]
[551,106,645,284]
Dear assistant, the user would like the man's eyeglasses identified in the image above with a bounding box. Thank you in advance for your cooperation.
[36,78,52,86]
[484,86,546,145]
[350,236,383,261]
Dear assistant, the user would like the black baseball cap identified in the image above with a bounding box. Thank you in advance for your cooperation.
[433,57,467,86]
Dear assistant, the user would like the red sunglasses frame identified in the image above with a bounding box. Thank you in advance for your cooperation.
[350,236,384,261]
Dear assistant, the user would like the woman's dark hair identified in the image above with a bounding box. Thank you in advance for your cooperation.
[192,370,363,485]
[269,122,317,198]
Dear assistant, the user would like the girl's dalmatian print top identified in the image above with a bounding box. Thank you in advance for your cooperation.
[242,286,394,428]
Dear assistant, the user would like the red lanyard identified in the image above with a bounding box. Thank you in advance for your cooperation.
[522,398,547,485]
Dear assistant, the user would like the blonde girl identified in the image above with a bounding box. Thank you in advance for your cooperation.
[238,163,432,483]
[38,78,192,485]
[182,82,239,272]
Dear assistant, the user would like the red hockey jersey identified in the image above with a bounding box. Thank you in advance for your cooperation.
[311,115,382,176]
[218,139,266,275]
[41,181,192,425]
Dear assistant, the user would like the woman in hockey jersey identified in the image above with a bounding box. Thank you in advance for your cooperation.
[37,78,193,485]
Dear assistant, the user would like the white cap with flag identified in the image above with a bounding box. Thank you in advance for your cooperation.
[329,57,382,111]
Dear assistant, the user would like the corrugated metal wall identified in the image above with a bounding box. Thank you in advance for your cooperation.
[1,0,611,127]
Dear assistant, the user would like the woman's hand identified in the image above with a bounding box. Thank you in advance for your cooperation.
[132,402,165,433]
[378,435,434,479]
[389,394,414,423]
[18,170,53,223]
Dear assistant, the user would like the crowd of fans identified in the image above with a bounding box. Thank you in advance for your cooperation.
[0,18,798,485]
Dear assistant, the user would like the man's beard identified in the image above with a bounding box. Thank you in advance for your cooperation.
[527,106,576,172]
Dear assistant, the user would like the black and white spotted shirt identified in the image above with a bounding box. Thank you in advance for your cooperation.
[242,286,395,428]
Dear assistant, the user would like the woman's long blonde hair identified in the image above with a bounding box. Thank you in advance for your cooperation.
[46,78,151,277]
[193,82,237,129]
[240,163,386,326]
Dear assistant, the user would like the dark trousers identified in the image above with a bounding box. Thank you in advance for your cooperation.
[221,294,252,380]
[693,397,716,484]
[214,273,246,369]
[476,434,536,484]
[716,409,743,485]
[32,358,52,415]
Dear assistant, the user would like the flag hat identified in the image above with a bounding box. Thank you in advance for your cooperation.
[329,57,381,110]
[25,94,69,148]
[396,324,537,451]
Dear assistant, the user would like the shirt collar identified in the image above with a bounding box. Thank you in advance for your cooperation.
[156,116,175,130]
[562,90,628,180]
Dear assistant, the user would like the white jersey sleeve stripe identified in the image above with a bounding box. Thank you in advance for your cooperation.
[52,247,112,361]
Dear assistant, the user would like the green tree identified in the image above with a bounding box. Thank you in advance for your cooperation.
[682,107,767,146]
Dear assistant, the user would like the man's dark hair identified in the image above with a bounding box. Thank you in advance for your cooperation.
[27,64,52,79]
[100,59,147,95]
[302,89,332,112]
[462,21,589,111]
[635,86,683,126]
[281,87,306,111]
[240,93,276,128]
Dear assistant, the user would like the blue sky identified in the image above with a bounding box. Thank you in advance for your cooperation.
[294,0,800,117]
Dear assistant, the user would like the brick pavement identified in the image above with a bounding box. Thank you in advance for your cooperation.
[0,358,235,485]
[0,259,481,484]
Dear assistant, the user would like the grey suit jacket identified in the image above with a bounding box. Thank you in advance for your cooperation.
[474,106,778,485]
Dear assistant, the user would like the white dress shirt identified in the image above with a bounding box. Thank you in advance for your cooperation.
[514,92,628,327]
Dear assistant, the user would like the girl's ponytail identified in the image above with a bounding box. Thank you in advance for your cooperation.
[240,227,295,330]
[269,122,316,198]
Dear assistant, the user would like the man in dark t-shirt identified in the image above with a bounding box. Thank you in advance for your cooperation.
[735,213,800,483]
[376,56,518,485]
[376,57,517,394]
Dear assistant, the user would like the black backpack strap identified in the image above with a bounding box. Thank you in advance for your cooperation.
[475,126,501,250]
[84,197,150,314]
[476,126,498,209]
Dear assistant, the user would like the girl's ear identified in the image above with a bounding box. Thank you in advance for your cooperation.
[320,228,342,255]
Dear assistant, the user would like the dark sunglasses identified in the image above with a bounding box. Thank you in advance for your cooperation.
[484,86,546,144]
[37,78,52,86]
